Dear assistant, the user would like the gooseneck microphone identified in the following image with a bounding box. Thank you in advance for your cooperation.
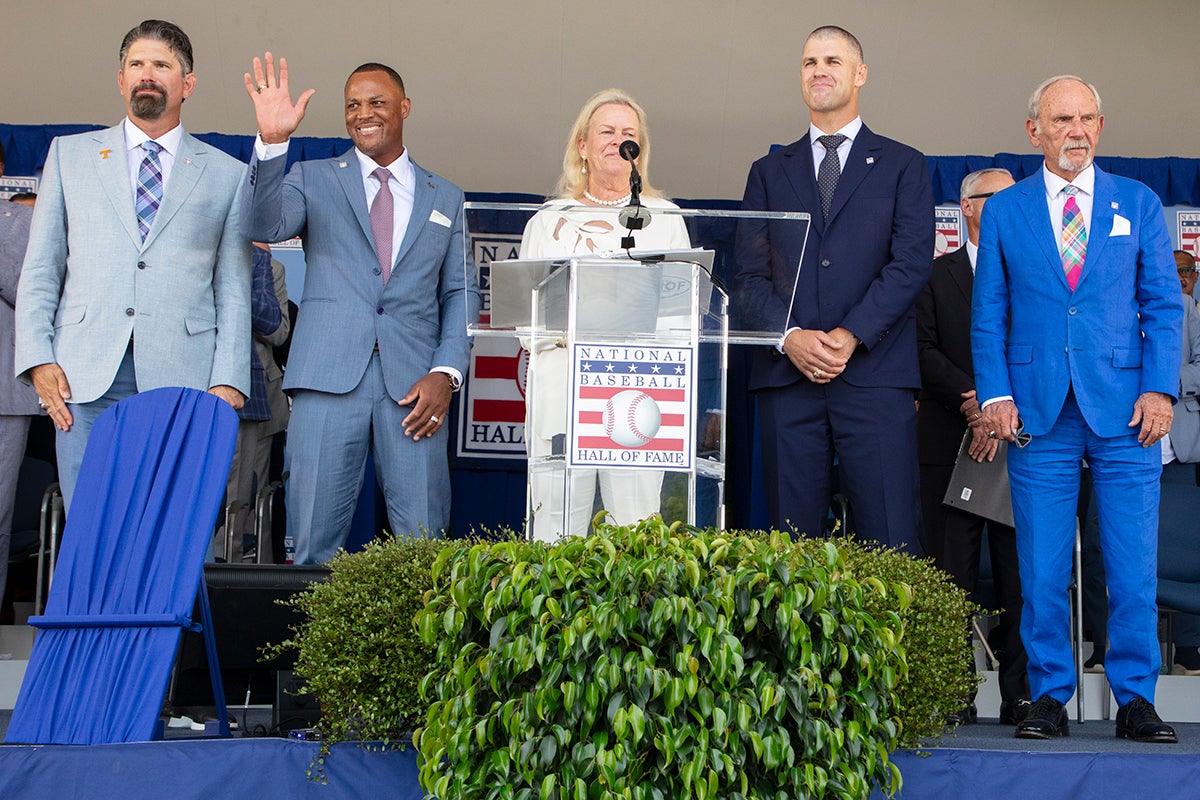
[617,139,649,236]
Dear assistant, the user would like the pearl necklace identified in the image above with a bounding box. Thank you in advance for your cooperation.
[583,190,632,207]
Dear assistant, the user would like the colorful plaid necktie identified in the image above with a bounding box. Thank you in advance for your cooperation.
[1061,184,1086,290]
[135,140,163,241]
[370,167,394,284]
[817,134,847,219]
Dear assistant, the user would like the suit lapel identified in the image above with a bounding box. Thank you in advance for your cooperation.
[825,126,882,227]
[335,148,375,250]
[1079,168,1117,288]
[142,131,206,250]
[779,136,823,233]
[947,246,973,305]
[93,124,142,245]
[1016,177,1067,289]
[395,160,437,266]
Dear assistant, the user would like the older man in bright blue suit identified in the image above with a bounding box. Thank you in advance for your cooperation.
[241,55,479,564]
[974,76,1181,743]
[15,20,250,513]
[736,26,933,548]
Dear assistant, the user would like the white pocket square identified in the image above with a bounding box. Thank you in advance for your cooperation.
[429,209,452,228]
[1110,214,1130,237]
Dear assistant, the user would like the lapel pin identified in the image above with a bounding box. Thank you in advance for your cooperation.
[339,161,348,168]
[184,158,192,165]
[99,149,112,159]
[428,181,435,189]
[1111,202,1118,209]
[866,156,875,165]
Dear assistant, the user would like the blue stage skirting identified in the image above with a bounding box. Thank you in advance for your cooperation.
[2,738,1200,799]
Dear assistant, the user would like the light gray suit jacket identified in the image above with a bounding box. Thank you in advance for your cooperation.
[1171,297,1200,463]
[0,204,41,416]
[241,148,479,400]
[15,123,252,403]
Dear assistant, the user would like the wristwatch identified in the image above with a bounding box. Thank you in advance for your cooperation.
[446,372,461,392]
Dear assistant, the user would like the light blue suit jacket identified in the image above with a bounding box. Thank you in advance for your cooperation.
[14,123,252,403]
[240,149,479,399]
[1170,298,1200,462]
[972,166,1182,438]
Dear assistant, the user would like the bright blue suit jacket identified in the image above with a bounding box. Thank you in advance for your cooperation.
[972,166,1182,438]
[240,149,479,400]
[736,125,934,390]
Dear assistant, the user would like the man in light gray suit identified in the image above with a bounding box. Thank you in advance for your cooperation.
[15,20,251,513]
[241,54,479,564]
[1,201,41,605]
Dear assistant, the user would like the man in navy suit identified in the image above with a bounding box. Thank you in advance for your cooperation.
[736,26,933,549]
[242,55,479,564]
[973,76,1181,742]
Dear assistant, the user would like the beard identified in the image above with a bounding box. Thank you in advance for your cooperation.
[129,82,168,120]
[1057,137,1093,172]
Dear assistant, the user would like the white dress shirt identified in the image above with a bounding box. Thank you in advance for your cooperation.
[808,117,862,178]
[1041,163,1095,246]
[124,118,183,200]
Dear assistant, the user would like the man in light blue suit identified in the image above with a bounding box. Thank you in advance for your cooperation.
[241,55,479,564]
[15,20,251,513]
[973,75,1181,743]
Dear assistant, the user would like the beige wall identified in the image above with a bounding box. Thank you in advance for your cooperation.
[4,0,1194,198]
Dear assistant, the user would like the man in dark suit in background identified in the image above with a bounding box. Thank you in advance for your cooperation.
[917,167,1029,725]
[736,25,934,549]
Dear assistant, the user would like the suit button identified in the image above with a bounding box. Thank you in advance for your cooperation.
[373,267,382,276]
[376,307,385,315]
[821,259,831,268]
[125,308,135,316]
[137,261,147,270]
[1068,307,1077,315]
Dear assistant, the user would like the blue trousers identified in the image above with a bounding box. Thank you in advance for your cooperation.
[1008,391,1161,707]
[285,352,449,565]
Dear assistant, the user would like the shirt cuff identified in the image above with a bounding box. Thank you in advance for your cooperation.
[778,326,801,353]
[255,134,290,161]
[431,366,464,390]
[980,395,1013,409]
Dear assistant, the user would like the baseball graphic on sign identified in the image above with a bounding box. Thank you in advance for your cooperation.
[604,390,661,448]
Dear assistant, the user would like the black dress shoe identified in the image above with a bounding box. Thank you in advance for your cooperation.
[1000,698,1032,725]
[1014,696,1068,739]
[1115,697,1177,743]
[946,704,978,726]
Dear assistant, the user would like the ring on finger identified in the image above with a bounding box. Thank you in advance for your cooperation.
[256,83,268,92]
[987,430,998,439]
[430,415,440,424]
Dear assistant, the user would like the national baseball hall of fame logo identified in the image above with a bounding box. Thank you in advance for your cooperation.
[1178,211,1200,261]
[457,233,527,460]
[934,206,962,258]
[569,343,695,471]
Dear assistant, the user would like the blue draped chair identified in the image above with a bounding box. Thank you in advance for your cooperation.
[5,387,238,745]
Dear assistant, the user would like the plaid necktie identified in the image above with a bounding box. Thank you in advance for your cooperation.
[817,134,847,219]
[135,140,163,241]
[370,167,394,284]
[1061,184,1087,291]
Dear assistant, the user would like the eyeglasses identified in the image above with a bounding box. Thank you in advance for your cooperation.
[1180,268,1199,276]
[965,192,996,200]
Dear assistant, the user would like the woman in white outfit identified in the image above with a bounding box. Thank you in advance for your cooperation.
[519,88,691,540]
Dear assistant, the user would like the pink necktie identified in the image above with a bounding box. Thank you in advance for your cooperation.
[1061,185,1086,291]
[370,168,394,284]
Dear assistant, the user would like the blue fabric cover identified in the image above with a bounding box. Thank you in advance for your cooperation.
[5,387,238,745]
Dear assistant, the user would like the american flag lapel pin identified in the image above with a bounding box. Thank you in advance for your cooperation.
[866,156,875,165]
[339,162,348,168]
[1111,202,1118,209]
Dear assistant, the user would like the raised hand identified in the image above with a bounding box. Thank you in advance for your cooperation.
[244,52,315,144]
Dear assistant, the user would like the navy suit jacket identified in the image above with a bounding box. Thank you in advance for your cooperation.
[241,149,480,401]
[736,124,934,391]
[972,167,1181,437]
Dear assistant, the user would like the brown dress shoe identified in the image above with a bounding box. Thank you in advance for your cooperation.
[1115,697,1177,743]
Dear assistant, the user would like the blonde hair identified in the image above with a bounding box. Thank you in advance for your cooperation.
[552,88,665,201]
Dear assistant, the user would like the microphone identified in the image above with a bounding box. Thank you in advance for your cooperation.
[619,140,643,199]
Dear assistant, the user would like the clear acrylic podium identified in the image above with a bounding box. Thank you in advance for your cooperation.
[464,202,810,540]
